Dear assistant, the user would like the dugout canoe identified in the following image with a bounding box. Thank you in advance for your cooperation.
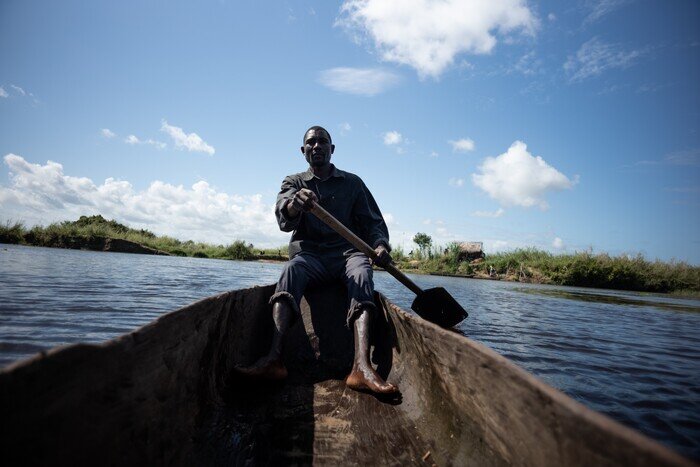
[0,284,693,466]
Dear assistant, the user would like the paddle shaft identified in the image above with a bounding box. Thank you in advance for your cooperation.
[309,203,424,296]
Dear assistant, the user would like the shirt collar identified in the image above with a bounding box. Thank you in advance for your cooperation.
[301,164,345,181]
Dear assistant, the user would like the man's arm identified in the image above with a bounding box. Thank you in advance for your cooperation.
[373,244,392,267]
[275,177,302,232]
[285,188,318,218]
[352,179,392,266]
[275,176,320,232]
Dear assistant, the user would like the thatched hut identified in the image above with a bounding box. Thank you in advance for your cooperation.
[457,242,485,262]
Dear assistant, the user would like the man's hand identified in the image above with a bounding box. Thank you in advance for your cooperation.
[373,244,392,268]
[286,188,318,218]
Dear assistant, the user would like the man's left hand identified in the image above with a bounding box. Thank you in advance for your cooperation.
[373,245,392,268]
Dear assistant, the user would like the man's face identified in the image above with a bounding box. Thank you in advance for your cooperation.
[301,129,334,168]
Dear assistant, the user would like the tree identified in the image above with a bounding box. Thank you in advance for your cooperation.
[413,232,432,258]
[224,240,253,260]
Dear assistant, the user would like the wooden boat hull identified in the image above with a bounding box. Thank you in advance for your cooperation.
[0,285,692,466]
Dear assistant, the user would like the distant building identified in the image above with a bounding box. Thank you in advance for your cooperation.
[457,242,485,262]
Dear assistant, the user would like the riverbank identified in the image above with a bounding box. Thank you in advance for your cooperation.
[2,216,698,295]
[392,247,699,296]
[0,216,288,261]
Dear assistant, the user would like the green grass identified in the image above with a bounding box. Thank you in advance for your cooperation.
[391,244,699,294]
[473,248,699,293]
[0,215,287,262]
[3,216,698,294]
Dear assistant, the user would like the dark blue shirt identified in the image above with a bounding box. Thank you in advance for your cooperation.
[275,164,390,259]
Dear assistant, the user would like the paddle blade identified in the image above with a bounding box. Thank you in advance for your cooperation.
[411,287,468,328]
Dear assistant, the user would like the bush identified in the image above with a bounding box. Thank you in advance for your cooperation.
[193,251,208,258]
[0,221,25,244]
[477,249,700,293]
[413,232,432,258]
[74,215,130,234]
[389,244,406,262]
[457,262,473,275]
[224,240,253,260]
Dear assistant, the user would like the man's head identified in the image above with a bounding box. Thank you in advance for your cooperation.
[301,126,334,168]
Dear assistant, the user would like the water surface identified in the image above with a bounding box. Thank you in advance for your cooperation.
[1,244,699,459]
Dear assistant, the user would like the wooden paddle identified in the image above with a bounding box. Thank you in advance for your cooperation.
[309,203,468,328]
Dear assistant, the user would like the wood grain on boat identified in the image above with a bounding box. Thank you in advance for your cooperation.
[0,284,693,466]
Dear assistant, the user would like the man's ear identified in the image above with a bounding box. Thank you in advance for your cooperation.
[300,146,305,155]
[331,144,335,154]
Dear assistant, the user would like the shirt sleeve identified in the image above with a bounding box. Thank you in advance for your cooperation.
[275,176,301,232]
[352,179,391,252]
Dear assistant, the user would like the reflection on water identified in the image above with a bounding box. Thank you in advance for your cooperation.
[1,244,699,460]
[0,244,285,366]
[515,287,700,313]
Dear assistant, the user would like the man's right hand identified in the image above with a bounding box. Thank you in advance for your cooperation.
[286,188,318,218]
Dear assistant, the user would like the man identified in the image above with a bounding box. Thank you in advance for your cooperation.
[238,125,397,394]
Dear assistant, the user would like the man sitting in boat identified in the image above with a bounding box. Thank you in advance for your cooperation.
[237,125,397,394]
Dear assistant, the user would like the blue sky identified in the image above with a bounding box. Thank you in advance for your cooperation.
[1,0,698,263]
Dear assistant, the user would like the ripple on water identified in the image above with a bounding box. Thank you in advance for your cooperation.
[1,244,699,460]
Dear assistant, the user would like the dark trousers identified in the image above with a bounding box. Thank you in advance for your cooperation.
[270,252,376,327]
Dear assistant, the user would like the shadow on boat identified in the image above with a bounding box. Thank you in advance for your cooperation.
[194,283,405,465]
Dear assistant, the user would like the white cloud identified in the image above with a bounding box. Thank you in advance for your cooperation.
[10,84,26,96]
[383,131,403,145]
[472,141,577,209]
[0,154,286,246]
[124,134,166,149]
[472,208,504,218]
[1,84,38,103]
[101,129,116,139]
[667,186,700,194]
[486,239,511,252]
[337,0,538,78]
[448,177,464,187]
[383,212,396,226]
[397,219,458,248]
[339,122,352,135]
[584,0,629,25]
[429,151,439,158]
[662,149,700,167]
[548,13,556,21]
[161,120,215,155]
[636,83,665,94]
[512,51,542,76]
[449,138,475,152]
[552,237,565,250]
[431,224,461,245]
[596,83,628,95]
[638,149,700,167]
[145,139,167,150]
[318,67,400,96]
[564,37,645,82]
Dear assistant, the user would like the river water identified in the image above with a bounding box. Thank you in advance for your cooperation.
[1,244,699,459]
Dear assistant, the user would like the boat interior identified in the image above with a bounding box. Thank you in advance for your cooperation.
[195,283,482,466]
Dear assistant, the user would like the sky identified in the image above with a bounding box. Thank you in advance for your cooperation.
[1,0,699,263]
